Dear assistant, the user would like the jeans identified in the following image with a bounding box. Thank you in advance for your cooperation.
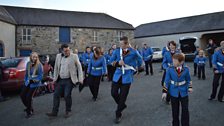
[52,78,74,113]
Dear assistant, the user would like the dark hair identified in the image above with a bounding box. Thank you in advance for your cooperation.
[172,53,185,62]
[120,36,129,45]
[61,44,69,50]
[168,41,177,47]
[94,47,101,56]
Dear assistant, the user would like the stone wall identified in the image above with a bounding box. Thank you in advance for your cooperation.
[16,26,134,55]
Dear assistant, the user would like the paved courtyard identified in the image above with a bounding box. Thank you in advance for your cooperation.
[0,62,224,126]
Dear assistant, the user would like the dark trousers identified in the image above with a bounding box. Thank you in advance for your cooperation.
[208,55,213,68]
[20,85,37,114]
[84,66,88,78]
[198,65,205,79]
[111,78,131,117]
[145,60,153,75]
[88,75,101,99]
[107,65,116,81]
[161,70,170,102]
[52,78,74,113]
[210,73,224,100]
[193,63,197,75]
[171,95,189,126]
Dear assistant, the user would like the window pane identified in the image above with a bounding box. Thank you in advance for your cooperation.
[27,36,31,40]
[27,29,31,35]
[59,27,70,43]
[23,29,26,35]
[1,59,22,68]
[23,36,26,41]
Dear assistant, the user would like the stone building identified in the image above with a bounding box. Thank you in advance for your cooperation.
[0,5,134,56]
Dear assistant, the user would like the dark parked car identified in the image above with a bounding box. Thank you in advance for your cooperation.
[179,36,199,61]
[0,57,29,91]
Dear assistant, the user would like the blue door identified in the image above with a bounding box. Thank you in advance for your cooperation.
[20,50,32,56]
[0,43,3,57]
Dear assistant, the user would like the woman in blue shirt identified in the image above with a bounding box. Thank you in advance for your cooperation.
[20,52,43,118]
[87,47,107,101]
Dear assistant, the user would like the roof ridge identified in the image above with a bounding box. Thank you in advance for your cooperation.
[136,11,224,28]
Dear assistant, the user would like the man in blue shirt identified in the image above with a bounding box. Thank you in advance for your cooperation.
[142,43,154,75]
[110,36,143,124]
[209,41,224,102]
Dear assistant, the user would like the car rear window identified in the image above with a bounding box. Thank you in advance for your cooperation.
[152,48,161,52]
[1,59,22,68]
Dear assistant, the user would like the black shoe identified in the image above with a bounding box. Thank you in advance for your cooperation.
[198,78,201,80]
[46,112,57,117]
[64,111,72,118]
[208,97,215,101]
[202,77,206,80]
[114,114,122,124]
[151,73,153,76]
[25,113,33,118]
[218,99,224,102]
[165,101,170,105]
[145,74,149,76]
[193,74,196,76]
[24,108,34,113]
[92,97,97,101]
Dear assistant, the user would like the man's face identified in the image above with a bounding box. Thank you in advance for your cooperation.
[120,40,128,49]
[209,40,213,44]
[63,47,70,56]
[86,48,91,53]
[112,45,116,49]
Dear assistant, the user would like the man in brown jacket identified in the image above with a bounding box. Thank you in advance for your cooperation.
[46,44,83,118]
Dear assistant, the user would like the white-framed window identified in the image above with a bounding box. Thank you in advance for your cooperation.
[93,31,98,43]
[22,28,32,44]
[116,31,124,42]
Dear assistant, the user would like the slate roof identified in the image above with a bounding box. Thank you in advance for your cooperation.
[0,6,16,24]
[135,11,224,38]
[0,5,134,30]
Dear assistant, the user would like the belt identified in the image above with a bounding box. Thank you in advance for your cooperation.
[198,61,205,64]
[92,67,102,70]
[170,80,186,86]
[146,55,152,59]
[118,65,136,72]
[217,62,223,67]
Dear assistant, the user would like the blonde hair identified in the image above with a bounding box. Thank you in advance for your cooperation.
[29,52,41,76]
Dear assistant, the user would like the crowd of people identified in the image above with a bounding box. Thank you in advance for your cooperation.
[1,36,223,125]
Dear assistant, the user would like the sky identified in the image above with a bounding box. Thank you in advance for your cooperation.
[0,0,224,27]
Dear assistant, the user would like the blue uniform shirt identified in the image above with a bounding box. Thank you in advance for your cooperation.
[82,52,93,66]
[162,50,180,70]
[142,47,153,61]
[105,54,112,65]
[24,62,43,88]
[162,46,169,57]
[87,56,107,76]
[195,56,207,66]
[110,47,143,84]
[193,50,199,63]
[163,66,192,98]
[212,49,224,73]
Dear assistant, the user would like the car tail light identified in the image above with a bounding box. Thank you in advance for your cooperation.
[9,68,18,79]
